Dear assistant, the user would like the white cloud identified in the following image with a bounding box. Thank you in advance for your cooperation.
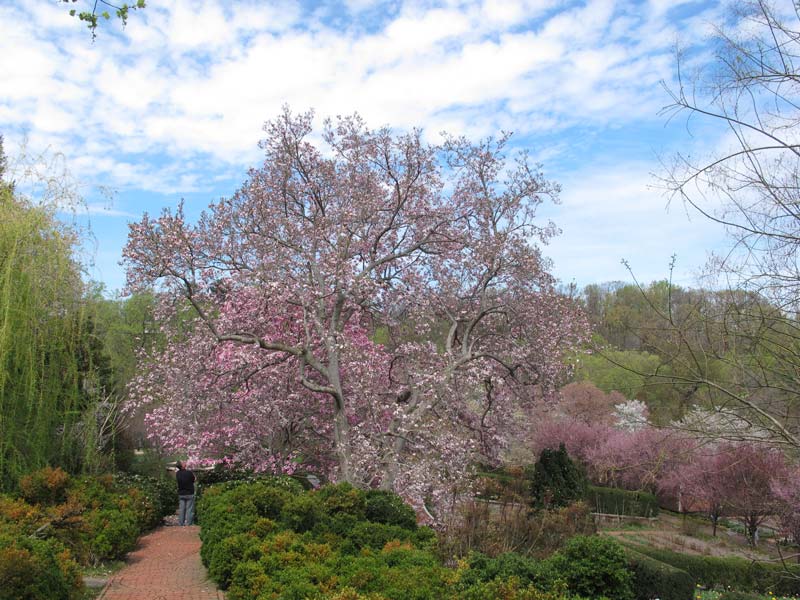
[541,161,728,286]
[0,0,730,291]
[0,0,703,184]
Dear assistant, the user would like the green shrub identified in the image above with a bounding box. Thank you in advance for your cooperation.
[458,577,578,600]
[201,480,642,600]
[280,493,323,532]
[207,532,260,590]
[114,473,177,528]
[545,535,633,600]
[0,533,83,600]
[624,542,800,596]
[528,445,588,509]
[460,551,541,588]
[18,468,70,506]
[197,477,303,567]
[625,548,694,600]
[589,487,659,518]
[0,473,167,569]
[318,483,367,518]
[364,489,417,529]
[85,507,138,562]
[336,520,419,554]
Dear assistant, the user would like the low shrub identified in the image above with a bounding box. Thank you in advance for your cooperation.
[364,489,418,529]
[201,480,651,600]
[0,531,83,600]
[624,542,800,596]
[544,535,633,600]
[84,508,139,562]
[625,548,694,600]
[460,551,541,588]
[281,492,324,532]
[589,486,659,518]
[114,473,176,529]
[18,467,70,506]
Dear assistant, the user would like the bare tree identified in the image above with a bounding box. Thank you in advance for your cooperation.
[640,1,800,450]
[662,0,800,308]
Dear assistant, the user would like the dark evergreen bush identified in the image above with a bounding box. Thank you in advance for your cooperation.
[460,551,541,588]
[200,480,664,600]
[527,444,588,508]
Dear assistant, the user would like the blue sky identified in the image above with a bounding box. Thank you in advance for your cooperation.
[0,0,731,294]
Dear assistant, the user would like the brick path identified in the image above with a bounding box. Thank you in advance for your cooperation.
[98,525,224,600]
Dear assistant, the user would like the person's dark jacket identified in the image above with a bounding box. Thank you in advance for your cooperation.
[176,468,195,496]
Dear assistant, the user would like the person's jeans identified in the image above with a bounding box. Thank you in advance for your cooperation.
[178,494,195,526]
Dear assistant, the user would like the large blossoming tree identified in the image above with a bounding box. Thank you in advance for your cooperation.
[123,109,587,502]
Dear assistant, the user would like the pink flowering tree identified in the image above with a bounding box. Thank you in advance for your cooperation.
[123,109,588,504]
[715,443,789,546]
[772,466,800,548]
[662,442,789,545]
[554,382,625,426]
[531,417,692,492]
[659,448,729,535]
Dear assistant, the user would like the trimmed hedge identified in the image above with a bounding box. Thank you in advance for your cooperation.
[625,548,694,600]
[624,542,800,596]
[589,487,659,518]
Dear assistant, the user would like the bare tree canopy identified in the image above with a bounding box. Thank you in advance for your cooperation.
[645,1,800,451]
[662,0,800,309]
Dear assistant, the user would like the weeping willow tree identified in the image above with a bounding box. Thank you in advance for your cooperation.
[0,178,91,489]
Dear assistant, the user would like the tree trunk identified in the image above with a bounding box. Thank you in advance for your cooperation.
[326,351,353,484]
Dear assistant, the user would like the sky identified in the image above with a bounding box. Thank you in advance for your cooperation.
[0,0,732,295]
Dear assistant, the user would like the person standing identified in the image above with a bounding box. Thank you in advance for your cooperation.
[175,461,196,526]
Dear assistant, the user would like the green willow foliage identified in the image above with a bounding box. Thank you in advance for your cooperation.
[0,191,88,489]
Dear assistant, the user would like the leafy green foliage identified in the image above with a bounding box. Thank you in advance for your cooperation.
[574,348,661,400]
[528,445,588,509]
[63,0,146,39]
[461,551,541,588]
[364,489,418,529]
[0,533,83,600]
[0,197,87,489]
[717,592,764,600]
[545,535,634,600]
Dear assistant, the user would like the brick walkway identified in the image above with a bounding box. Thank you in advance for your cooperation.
[98,525,224,600]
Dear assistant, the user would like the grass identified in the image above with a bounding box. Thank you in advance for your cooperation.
[80,559,126,599]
